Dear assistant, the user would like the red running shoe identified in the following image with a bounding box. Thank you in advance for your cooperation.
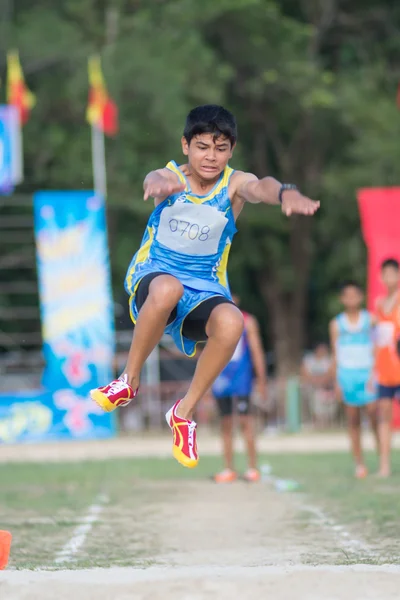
[90,374,138,412]
[214,469,237,483]
[165,400,198,468]
[243,468,261,482]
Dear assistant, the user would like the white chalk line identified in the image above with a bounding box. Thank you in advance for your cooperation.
[299,502,376,557]
[262,467,379,559]
[4,564,400,584]
[54,494,109,564]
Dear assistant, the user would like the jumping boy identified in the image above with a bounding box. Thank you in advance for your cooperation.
[212,295,267,483]
[329,281,378,478]
[374,258,400,477]
[91,105,319,468]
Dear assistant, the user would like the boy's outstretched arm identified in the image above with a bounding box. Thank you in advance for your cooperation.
[233,172,320,216]
[143,169,186,204]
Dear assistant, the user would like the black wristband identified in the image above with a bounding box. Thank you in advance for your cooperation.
[278,183,298,204]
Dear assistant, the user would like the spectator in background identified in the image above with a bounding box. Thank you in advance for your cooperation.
[301,342,335,427]
[374,258,400,478]
[212,295,267,483]
[329,281,378,479]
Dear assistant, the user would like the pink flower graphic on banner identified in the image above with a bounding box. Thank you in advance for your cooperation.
[62,350,91,386]
[51,340,111,388]
[53,389,103,436]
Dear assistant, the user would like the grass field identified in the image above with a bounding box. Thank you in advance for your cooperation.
[1,449,400,571]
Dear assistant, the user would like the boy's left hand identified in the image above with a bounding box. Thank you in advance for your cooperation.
[256,378,268,402]
[281,190,320,217]
[367,374,376,394]
[334,382,343,403]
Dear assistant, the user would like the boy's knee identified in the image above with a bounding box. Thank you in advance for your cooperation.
[221,416,233,432]
[347,408,361,428]
[148,275,184,310]
[239,415,252,432]
[207,304,244,342]
[378,400,392,422]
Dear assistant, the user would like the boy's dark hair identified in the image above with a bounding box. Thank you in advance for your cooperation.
[183,105,237,146]
[381,258,399,271]
[339,280,362,293]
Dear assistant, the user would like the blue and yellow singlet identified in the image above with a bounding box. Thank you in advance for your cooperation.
[125,160,237,355]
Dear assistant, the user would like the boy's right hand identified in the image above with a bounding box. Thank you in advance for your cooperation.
[143,174,186,201]
[334,382,342,403]
[366,374,376,394]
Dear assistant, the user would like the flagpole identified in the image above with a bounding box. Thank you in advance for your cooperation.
[91,123,107,199]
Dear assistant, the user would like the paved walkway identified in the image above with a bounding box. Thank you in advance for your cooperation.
[0,430,396,463]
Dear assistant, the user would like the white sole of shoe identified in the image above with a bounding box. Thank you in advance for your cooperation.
[165,407,173,429]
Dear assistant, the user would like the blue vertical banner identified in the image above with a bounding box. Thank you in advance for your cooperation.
[0,191,116,443]
[33,190,116,439]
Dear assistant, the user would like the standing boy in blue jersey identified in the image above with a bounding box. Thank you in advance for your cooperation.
[91,105,319,468]
[329,281,379,478]
[212,295,267,483]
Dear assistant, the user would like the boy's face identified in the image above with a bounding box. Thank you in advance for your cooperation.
[381,266,400,291]
[181,133,234,181]
[315,343,329,358]
[340,285,363,310]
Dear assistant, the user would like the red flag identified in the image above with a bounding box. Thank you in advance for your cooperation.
[6,51,35,126]
[86,56,118,136]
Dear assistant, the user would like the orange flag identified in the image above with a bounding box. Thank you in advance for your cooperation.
[86,56,118,136]
[6,50,36,126]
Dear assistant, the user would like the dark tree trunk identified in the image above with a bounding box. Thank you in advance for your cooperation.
[257,215,312,376]
[245,118,314,375]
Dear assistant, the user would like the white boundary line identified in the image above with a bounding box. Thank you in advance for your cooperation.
[299,502,376,557]
[262,467,378,559]
[54,494,109,565]
[4,564,400,583]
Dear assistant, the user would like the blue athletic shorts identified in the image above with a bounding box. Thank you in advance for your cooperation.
[377,384,400,401]
[339,379,376,407]
[130,272,234,357]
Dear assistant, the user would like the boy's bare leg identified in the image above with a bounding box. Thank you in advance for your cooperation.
[346,405,365,471]
[378,399,392,477]
[239,414,257,470]
[122,275,183,389]
[366,401,380,455]
[220,415,235,471]
[177,304,244,419]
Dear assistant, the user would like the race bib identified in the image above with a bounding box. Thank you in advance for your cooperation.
[156,202,228,256]
[337,345,373,369]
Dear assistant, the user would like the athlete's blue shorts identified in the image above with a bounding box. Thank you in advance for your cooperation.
[129,272,234,356]
[338,377,376,407]
[377,384,400,401]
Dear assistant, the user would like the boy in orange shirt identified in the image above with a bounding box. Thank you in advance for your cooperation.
[374,258,400,477]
